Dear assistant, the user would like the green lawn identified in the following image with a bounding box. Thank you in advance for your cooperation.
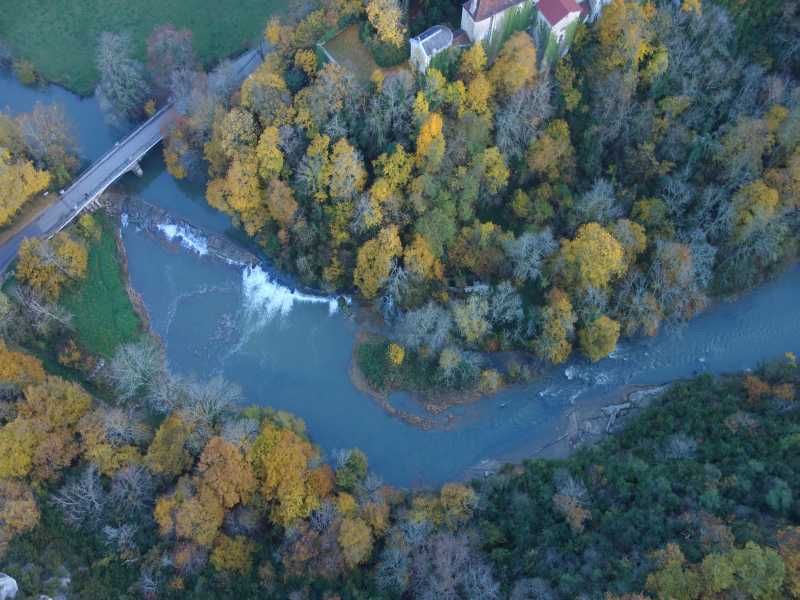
[0,0,289,95]
[61,215,141,357]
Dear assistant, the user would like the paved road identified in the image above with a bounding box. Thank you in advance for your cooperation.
[0,46,263,275]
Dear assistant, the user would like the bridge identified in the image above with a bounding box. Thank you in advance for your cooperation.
[0,45,264,274]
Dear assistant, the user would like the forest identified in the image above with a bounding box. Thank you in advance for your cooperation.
[151,0,800,395]
[0,323,798,598]
[0,0,798,598]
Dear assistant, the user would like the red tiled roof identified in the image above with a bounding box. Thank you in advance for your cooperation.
[538,0,582,26]
[462,0,525,22]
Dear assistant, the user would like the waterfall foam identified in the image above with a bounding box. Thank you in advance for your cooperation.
[241,265,339,322]
[157,222,209,256]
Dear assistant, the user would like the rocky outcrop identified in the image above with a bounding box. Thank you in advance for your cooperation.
[0,574,18,600]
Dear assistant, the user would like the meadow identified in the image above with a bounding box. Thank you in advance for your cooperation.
[0,0,288,95]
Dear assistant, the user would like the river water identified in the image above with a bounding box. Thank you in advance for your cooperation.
[3,73,799,487]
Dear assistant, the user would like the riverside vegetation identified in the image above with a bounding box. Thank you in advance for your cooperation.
[155,0,798,398]
[0,312,798,597]
[0,0,799,597]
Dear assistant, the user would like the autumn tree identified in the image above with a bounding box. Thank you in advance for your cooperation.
[339,516,374,567]
[416,112,445,169]
[197,436,256,509]
[265,178,298,229]
[0,149,50,226]
[535,288,576,364]
[732,179,780,242]
[595,0,653,76]
[146,413,193,478]
[489,32,537,96]
[329,138,367,201]
[578,315,621,362]
[155,480,225,546]
[15,233,87,300]
[0,376,91,480]
[0,341,45,390]
[255,125,284,181]
[248,421,326,526]
[209,153,269,236]
[527,119,575,182]
[354,226,402,298]
[0,479,40,557]
[404,234,442,280]
[211,534,256,575]
[559,223,625,290]
[459,43,487,81]
[366,0,407,47]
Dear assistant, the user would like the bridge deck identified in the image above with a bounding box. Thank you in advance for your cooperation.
[0,46,263,275]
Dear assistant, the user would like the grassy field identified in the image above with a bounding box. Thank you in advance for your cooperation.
[61,215,141,357]
[323,25,380,84]
[0,0,289,95]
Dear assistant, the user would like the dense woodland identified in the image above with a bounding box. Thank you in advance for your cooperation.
[0,328,798,598]
[0,0,799,598]
[155,0,800,394]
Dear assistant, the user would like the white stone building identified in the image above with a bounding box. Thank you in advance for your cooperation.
[460,0,594,44]
[410,25,455,73]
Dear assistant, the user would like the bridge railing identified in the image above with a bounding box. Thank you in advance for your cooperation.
[60,103,173,199]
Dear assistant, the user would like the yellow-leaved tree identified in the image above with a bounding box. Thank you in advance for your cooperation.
[0,149,50,226]
[353,226,402,298]
[366,0,406,47]
[16,233,88,300]
[578,315,621,362]
[489,32,537,96]
[248,421,327,526]
[559,223,625,290]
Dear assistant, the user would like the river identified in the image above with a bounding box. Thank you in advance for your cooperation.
[3,72,799,487]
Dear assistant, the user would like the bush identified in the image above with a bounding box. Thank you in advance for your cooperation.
[356,340,392,390]
[360,22,409,68]
[12,59,39,86]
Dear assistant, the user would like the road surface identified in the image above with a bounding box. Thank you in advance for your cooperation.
[0,46,263,275]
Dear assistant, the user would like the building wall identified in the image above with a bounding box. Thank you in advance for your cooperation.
[543,10,582,41]
[462,0,535,43]
[409,38,431,72]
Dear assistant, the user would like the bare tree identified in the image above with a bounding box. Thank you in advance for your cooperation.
[95,32,150,122]
[103,524,139,563]
[310,501,338,532]
[495,81,553,161]
[17,102,78,185]
[13,285,73,335]
[52,464,106,527]
[106,338,164,402]
[503,228,557,283]
[395,302,453,352]
[181,375,241,424]
[571,178,622,227]
[101,407,150,446]
[109,464,155,515]
[146,24,196,100]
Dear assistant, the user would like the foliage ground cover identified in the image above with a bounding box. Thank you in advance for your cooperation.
[322,24,381,85]
[0,0,288,95]
[60,215,141,357]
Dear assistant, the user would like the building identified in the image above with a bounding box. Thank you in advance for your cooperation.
[537,0,584,42]
[461,0,536,43]
[460,0,596,44]
[409,25,455,73]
